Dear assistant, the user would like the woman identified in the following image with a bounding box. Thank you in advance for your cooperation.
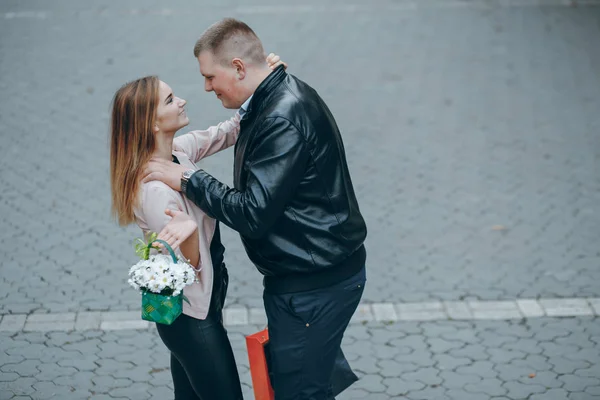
[109,54,285,399]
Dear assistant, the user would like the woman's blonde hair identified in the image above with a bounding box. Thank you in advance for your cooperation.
[110,76,159,226]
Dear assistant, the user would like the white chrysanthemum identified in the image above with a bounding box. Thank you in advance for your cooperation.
[128,253,195,295]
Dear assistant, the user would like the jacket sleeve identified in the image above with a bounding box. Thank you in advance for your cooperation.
[173,112,241,163]
[184,117,309,239]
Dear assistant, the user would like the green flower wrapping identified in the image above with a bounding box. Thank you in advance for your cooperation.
[142,291,183,325]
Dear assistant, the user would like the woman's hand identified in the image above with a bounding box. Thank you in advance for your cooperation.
[267,53,288,70]
[157,209,198,252]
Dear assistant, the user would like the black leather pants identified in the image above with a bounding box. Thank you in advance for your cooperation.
[155,264,243,400]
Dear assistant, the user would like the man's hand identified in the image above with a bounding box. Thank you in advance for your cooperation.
[157,209,198,252]
[142,158,189,191]
[267,53,288,70]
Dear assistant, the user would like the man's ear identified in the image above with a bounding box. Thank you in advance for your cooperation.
[232,58,246,80]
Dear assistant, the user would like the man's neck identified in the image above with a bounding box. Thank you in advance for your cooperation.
[243,67,272,101]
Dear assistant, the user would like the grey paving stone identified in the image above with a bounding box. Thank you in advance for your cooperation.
[501,338,544,355]
[372,303,398,321]
[146,385,175,400]
[530,389,570,400]
[445,390,489,400]
[439,371,481,389]
[53,372,96,391]
[351,356,380,375]
[439,329,479,343]
[503,381,547,398]
[108,382,151,399]
[444,302,473,320]
[338,388,389,400]
[464,378,507,397]
[26,313,75,323]
[559,374,600,392]
[516,299,545,318]
[377,360,419,377]
[403,367,443,386]
[372,343,404,360]
[90,376,132,392]
[449,344,490,361]
[400,350,436,368]
[433,354,472,371]
[427,338,464,353]
[495,363,539,382]
[336,388,374,400]
[406,386,450,400]
[371,328,410,345]
[56,356,98,372]
[511,354,554,372]
[350,304,374,323]
[566,348,600,364]
[74,312,103,331]
[31,382,80,399]
[1,360,40,377]
[248,307,267,325]
[356,374,387,393]
[0,371,20,382]
[455,361,498,379]
[382,377,425,397]
[99,320,149,331]
[35,363,78,381]
[0,315,26,332]
[575,365,600,378]
[548,356,592,374]
[585,385,600,396]
[487,348,527,363]
[23,321,75,332]
[568,392,595,400]
[478,331,519,347]
[589,299,600,315]
[3,377,37,396]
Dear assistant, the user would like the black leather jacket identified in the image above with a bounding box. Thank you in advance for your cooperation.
[185,66,367,293]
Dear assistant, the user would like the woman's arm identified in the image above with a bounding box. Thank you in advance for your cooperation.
[157,209,200,266]
[173,112,241,164]
[141,184,200,267]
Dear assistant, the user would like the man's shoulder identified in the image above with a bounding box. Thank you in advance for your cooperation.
[263,76,318,117]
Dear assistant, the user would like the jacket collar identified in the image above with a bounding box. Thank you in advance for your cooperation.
[245,64,287,116]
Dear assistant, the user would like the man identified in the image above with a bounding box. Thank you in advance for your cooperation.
[144,18,367,400]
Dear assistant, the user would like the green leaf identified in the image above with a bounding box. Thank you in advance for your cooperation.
[133,232,159,260]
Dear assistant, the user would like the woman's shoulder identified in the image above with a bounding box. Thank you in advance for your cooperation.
[141,180,178,196]
[136,181,184,215]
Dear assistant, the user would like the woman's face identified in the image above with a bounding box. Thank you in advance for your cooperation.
[155,81,189,134]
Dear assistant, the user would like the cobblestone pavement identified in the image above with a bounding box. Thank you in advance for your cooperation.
[2,318,600,399]
[1,0,600,398]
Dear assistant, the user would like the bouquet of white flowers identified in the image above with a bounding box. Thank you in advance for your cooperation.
[129,232,197,325]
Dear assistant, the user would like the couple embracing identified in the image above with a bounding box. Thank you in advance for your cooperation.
[110,18,367,400]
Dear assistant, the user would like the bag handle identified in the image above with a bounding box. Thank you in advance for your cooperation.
[148,239,178,264]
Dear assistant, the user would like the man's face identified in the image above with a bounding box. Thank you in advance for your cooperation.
[198,51,244,109]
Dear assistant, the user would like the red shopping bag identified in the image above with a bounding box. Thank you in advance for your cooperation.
[246,329,275,400]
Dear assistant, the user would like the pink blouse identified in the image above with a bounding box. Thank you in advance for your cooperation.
[134,112,241,320]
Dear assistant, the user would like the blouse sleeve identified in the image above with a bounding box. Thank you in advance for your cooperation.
[173,112,241,163]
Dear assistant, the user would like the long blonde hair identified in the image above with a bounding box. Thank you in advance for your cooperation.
[110,76,159,226]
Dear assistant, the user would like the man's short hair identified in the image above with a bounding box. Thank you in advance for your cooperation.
[193,18,265,66]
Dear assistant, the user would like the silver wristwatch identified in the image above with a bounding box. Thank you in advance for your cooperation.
[180,169,195,193]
